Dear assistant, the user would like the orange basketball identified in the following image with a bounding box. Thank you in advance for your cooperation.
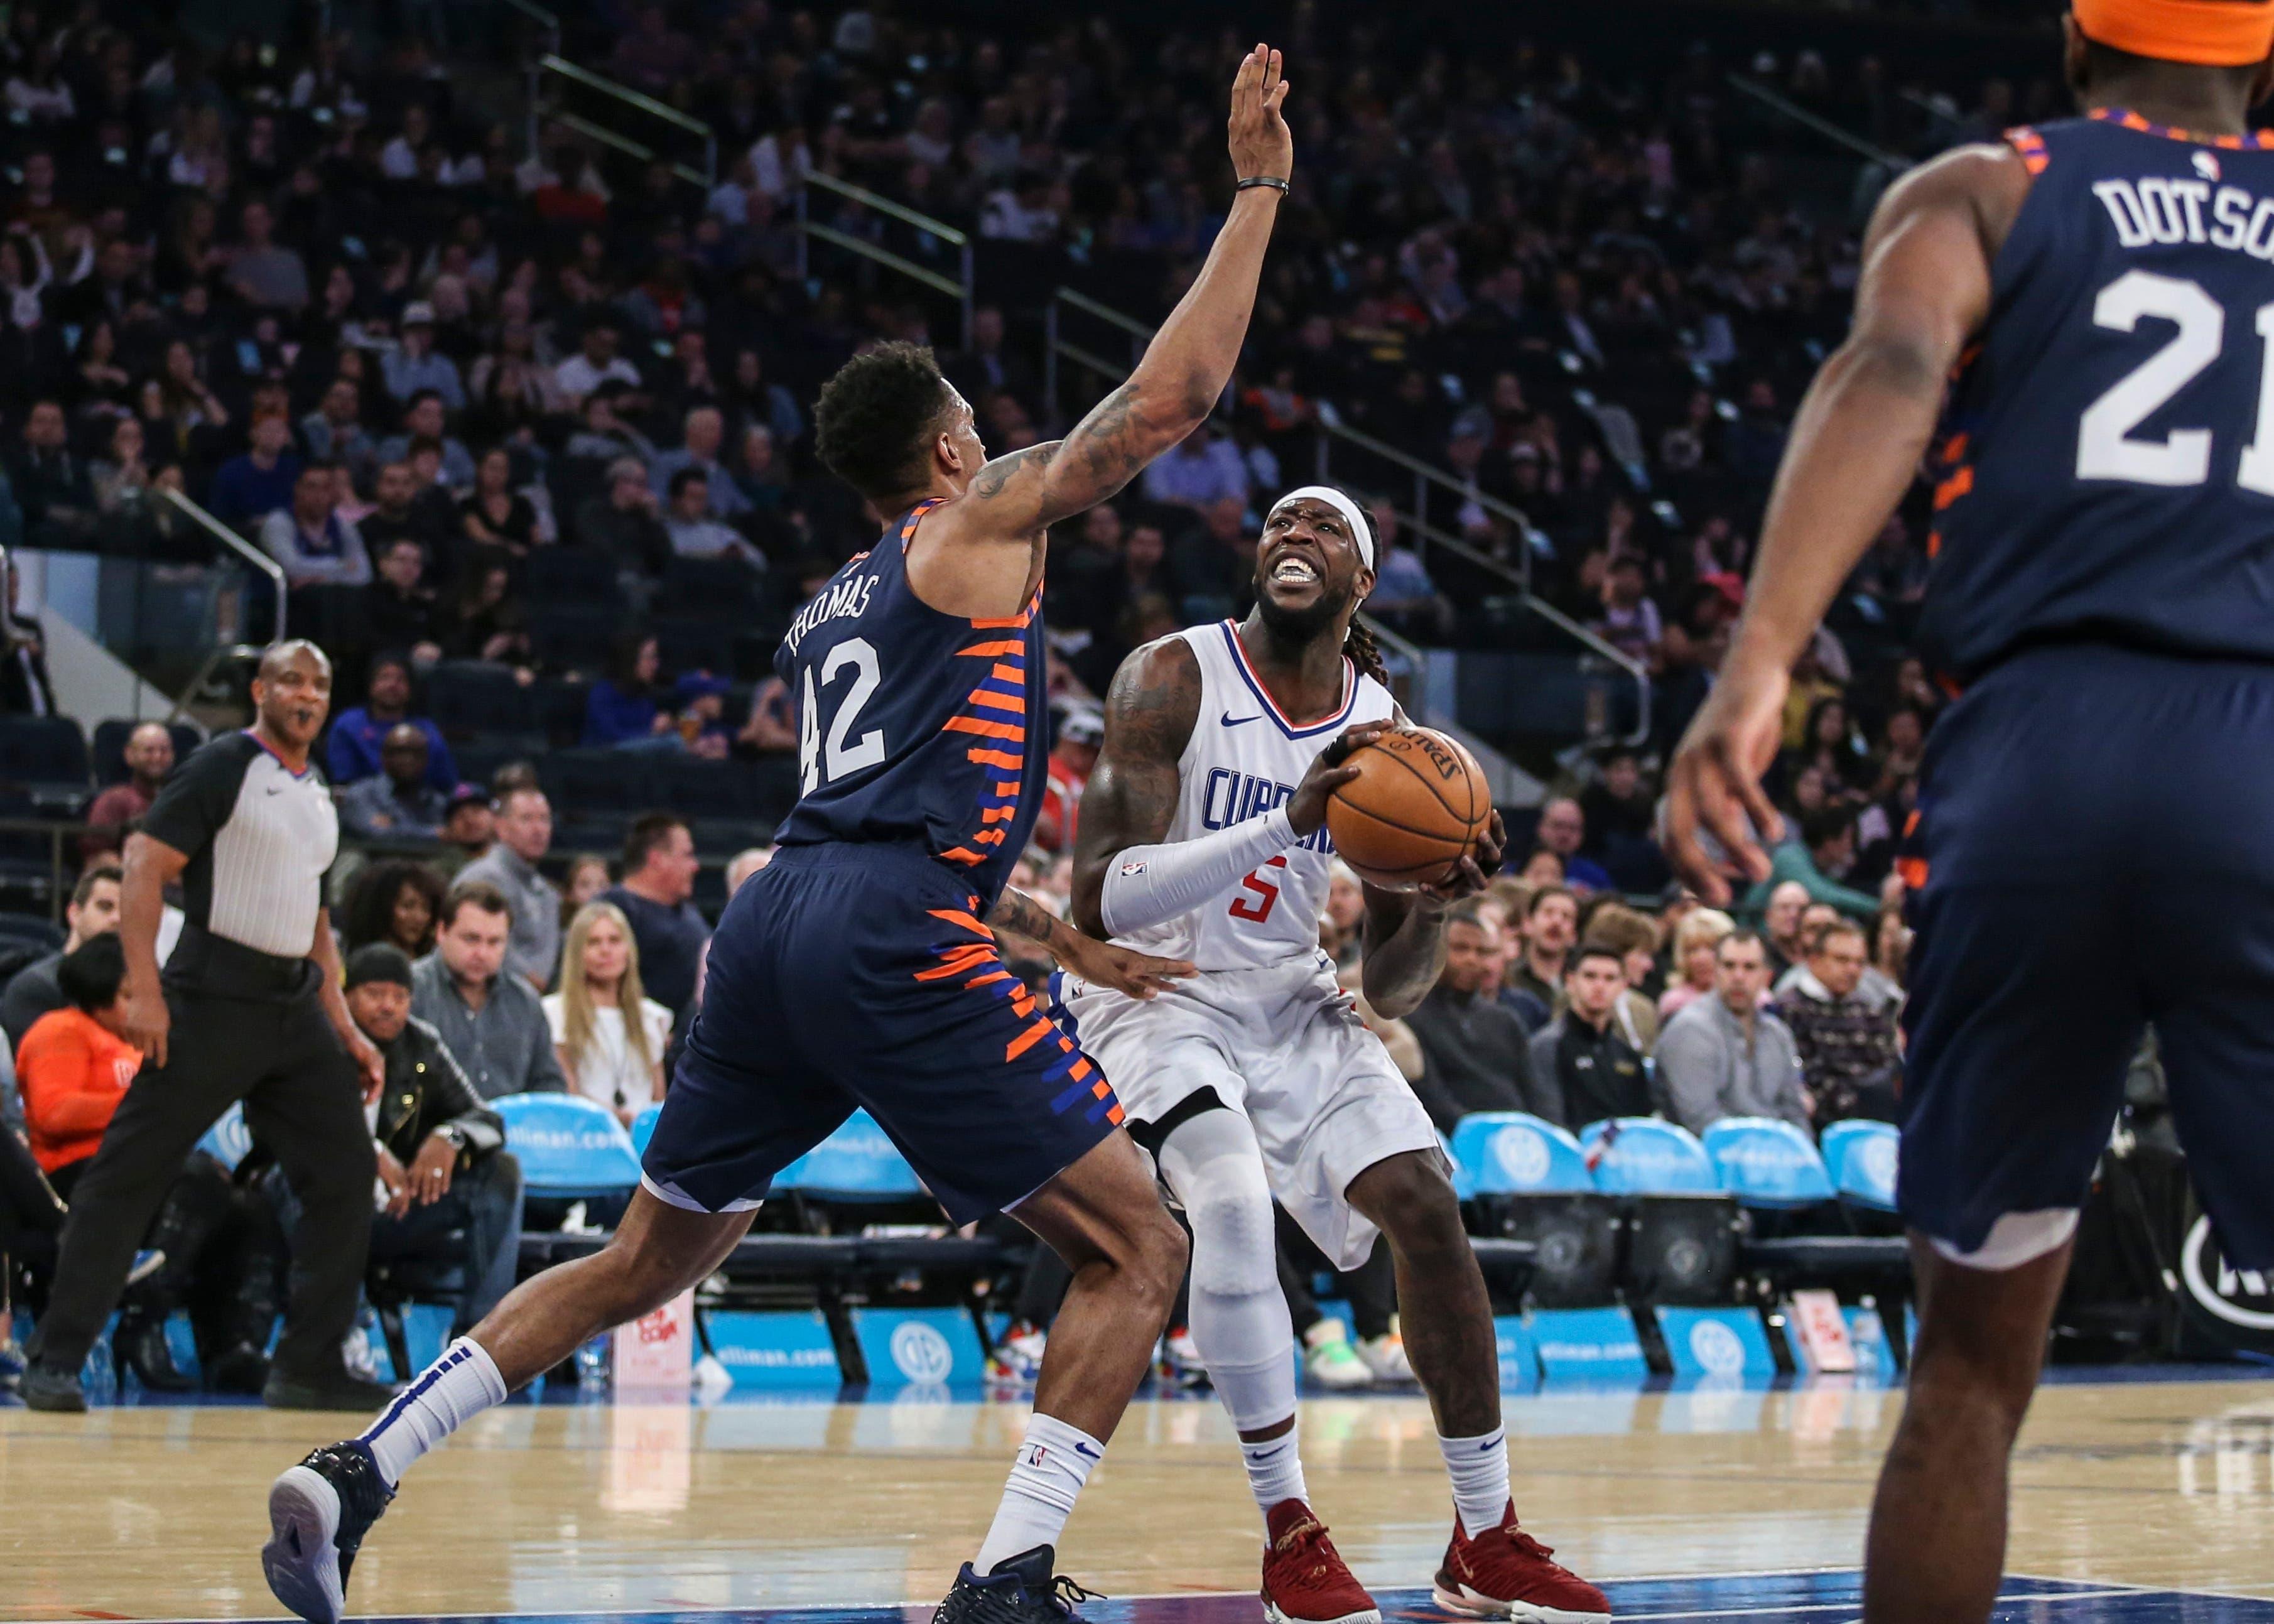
[1325,725,1492,889]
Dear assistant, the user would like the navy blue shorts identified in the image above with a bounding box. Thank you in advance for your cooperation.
[1902,643,2274,1267]
[641,842,1122,1226]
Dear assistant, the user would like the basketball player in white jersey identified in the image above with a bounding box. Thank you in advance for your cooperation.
[1064,488,1610,1624]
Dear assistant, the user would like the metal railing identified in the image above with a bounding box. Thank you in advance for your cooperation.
[1725,74,1909,171]
[794,171,976,349]
[538,54,717,190]
[161,490,286,647]
[1039,283,1652,747]
[498,0,563,161]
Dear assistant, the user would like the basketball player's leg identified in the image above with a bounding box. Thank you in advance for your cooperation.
[1345,1151,1497,1439]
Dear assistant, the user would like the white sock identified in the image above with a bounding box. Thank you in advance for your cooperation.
[1439,1427,1512,1539]
[973,1412,1102,1573]
[355,1337,509,1486]
[1241,1426,1309,1518]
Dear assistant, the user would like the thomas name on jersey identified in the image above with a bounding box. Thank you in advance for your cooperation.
[2092,169,2274,257]
[782,570,877,658]
[1199,766,1335,854]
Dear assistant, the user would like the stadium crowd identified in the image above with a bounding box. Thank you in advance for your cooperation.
[0,0,2030,1395]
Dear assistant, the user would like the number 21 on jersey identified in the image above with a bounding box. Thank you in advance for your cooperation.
[798,636,886,794]
[2079,268,2274,491]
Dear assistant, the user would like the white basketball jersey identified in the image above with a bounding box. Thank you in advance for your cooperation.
[1115,620,1395,972]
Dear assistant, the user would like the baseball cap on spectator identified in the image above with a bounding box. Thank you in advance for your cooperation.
[401,301,436,327]
[344,943,416,992]
[1058,708,1105,747]
[446,784,490,816]
[675,672,732,705]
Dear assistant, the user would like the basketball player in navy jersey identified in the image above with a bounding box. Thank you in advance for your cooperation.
[263,46,1296,1624]
[1665,3,2274,1618]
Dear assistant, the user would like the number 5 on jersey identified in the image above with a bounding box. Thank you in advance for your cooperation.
[799,636,886,794]
[1229,855,1289,924]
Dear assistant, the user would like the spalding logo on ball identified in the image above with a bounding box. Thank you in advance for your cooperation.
[1325,725,1491,889]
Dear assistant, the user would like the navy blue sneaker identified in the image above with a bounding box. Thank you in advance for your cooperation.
[934,1546,1098,1624]
[263,1440,395,1623]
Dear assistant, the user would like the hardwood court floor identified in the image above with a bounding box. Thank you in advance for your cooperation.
[3,1373,2271,1621]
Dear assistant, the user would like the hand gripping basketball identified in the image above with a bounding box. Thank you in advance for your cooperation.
[1287,724,1385,838]
[1323,725,1497,890]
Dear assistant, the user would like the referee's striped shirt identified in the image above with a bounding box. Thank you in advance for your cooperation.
[142,731,338,971]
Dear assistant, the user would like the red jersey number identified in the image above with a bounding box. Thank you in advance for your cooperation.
[1229,855,1290,924]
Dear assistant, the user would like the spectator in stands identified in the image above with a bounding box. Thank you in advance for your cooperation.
[261,461,370,587]
[15,933,229,1393]
[1580,902,1664,1053]
[662,467,760,564]
[343,943,521,1338]
[1532,798,1614,893]
[300,378,379,491]
[1746,806,1881,924]
[82,723,174,860]
[339,857,445,959]
[572,456,671,579]
[364,536,443,662]
[1034,707,1102,854]
[1760,880,1812,979]
[736,672,799,757]
[3,861,122,1053]
[411,880,565,1101]
[583,634,673,749]
[360,462,448,565]
[650,405,751,519]
[436,788,495,875]
[1141,424,1249,512]
[0,563,54,719]
[338,724,448,841]
[457,786,559,992]
[1580,749,1657,861]
[1596,555,1663,668]
[551,317,641,405]
[376,391,476,492]
[1777,918,1902,1129]
[543,901,669,1127]
[10,399,92,538]
[724,847,772,897]
[602,813,708,1027]
[225,200,307,313]
[380,303,465,410]
[1656,929,1809,1135]
[1405,899,1537,1133]
[458,447,539,561]
[1526,945,1654,1129]
[1504,884,1578,1029]
[327,654,456,792]
[206,411,300,534]
[1364,510,1454,641]
[1659,907,1736,1020]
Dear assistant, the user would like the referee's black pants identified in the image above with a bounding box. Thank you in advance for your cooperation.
[28,988,376,1380]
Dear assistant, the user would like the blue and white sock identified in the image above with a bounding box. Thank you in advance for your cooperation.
[356,1337,509,1486]
[1242,1427,1309,1518]
[1439,1427,1511,1539]
[973,1412,1103,1573]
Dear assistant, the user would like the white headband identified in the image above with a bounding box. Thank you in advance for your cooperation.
[1270,485,1373,570]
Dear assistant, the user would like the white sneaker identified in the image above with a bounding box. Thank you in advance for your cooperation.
[1159,1326,1211,1389]
[988,1320,1047,1382]
[1358,1322,1416,1382]
[1304,1319,1373,1390]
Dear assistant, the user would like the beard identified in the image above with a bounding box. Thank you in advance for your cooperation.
[1255,576,1358,648]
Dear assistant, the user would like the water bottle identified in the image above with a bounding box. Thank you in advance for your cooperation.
[1849,1302,1887,1375]
[575,1332,612,1389]
[83,1323,117,1405]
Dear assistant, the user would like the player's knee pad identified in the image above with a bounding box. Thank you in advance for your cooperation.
[1157,1109,1279,1304]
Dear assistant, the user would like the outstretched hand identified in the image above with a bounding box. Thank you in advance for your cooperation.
[1061,934,1196,1002]
[1228,43,1293,184]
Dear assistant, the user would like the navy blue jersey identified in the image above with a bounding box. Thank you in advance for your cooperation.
[771,498,1048,908]
[1920,112,2274,681]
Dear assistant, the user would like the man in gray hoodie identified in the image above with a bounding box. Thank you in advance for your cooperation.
[1655,928,1810,1134]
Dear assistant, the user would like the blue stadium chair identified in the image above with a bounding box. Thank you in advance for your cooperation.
[0,717,89,811]
[1579,1118,1720,1195]
[1449,1112,1595,1195]
[1820,1120,1901,1215]
[523,547,619,606]
[629,1102,663,1157]
[772,1110,924,1201]
[491,1093,642,1201]
[1578,1118,1738,1304]
[195,1100,254,1172]
[1702,1118,1838,1210]
[427,660,541,744]
[1451,1113,1616,1305]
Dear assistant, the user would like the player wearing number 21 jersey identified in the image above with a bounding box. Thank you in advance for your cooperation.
[1664,4,2274,1617]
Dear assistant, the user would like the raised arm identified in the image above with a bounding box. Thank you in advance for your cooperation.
[1663,143,2025,902]
[948,45,1292,541]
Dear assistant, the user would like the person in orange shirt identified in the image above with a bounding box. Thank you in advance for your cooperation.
[16,933,214,1391]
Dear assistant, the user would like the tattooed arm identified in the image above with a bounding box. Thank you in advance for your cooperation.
[1071,637,1205,938]
[983,885,1194,1001]
[938,46,1292,547]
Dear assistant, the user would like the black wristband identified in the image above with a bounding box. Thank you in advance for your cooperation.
[1237,175,1290,194]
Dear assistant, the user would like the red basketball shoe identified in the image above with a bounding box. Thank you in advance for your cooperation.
[1432,1502,1610,1621]
[1260,1499,1380,1624]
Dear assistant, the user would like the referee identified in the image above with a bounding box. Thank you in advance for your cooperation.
[23,641,394,1412]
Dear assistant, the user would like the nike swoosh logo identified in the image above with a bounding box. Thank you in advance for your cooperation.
[1220,712,1260,728]
[1073,1441,1102,1458]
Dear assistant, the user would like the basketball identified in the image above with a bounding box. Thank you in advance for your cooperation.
[1325,725,1492,889]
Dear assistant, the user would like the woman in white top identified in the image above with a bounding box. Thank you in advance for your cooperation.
[543,902,671,1126]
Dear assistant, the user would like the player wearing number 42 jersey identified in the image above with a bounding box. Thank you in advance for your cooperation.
[264,44,1305,1624]
[1063,487,1608,1624]
[1666,2,2274,1620]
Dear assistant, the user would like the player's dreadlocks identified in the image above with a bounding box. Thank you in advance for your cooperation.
[1343,493,1390,685]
